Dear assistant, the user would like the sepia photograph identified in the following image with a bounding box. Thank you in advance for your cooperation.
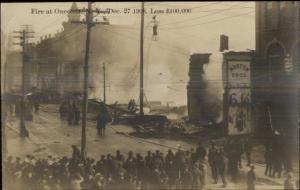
[1,1,299,190]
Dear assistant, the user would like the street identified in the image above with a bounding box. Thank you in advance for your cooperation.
[4,104,293,190]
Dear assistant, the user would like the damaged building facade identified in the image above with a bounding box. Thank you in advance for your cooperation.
[12,2,140,98]
[187,53,211,124]
[187,2,299,140]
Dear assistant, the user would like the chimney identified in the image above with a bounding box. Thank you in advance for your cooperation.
[219,34,229,52]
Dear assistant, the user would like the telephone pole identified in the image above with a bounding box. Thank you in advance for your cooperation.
[13,25,34,138]
[103,62,106,104]
[72,2,100,159]
[139,2,145,116]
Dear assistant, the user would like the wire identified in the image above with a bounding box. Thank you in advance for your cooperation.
[161,10,255,30]
[97,26,190,57]
[159,2,252,27]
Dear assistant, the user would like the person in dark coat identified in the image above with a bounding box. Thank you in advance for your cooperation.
[236,139,244,168]
[216,148,227,187]
[73,101,80,125]
[71,145,81,164]
[247,166,256,190]
[196,142,207,161]
[244,138,253,166]
[96,105,111,137]
[67,101,74,125]
[34,96,40,114]
[174,149,185,179]
[228,149,239,182]
[59,102,65,119]
[96,115,107,137]
[264,147,273,176]
[208,142,218,184]
[272,150,283,178]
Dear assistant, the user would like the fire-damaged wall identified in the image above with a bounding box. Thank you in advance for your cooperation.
[187,53,211,124]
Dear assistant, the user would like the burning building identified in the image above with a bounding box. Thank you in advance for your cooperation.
[24,2,141,100]
[187,53,211,124]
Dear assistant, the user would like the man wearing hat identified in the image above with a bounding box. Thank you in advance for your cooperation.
[196,142,207,161]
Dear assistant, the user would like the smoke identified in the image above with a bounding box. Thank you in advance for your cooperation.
[202,53,224,122]
[87,25,191,105]
[56,24,223,111]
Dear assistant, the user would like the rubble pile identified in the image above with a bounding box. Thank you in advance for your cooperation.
[129,116,223,142]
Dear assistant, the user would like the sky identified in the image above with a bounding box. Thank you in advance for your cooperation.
[1,2,255,105]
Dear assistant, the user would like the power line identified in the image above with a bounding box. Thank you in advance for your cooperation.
[99,26,190,56]
[159,2,249,27]
[160,10,254,30]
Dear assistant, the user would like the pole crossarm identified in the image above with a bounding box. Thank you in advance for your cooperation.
[13,26,35,138]
[70,2,102,160]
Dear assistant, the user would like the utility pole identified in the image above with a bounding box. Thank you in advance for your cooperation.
[103,62,106,104]
[13,25,34,138]
[4,61,8,93]
[72,2,100,159]
[139,1,145,116]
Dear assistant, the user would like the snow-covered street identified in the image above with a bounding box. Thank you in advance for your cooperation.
[4,104,296,190]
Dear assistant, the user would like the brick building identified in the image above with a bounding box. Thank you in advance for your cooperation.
[31,2,140,98]
[254,2,299,139]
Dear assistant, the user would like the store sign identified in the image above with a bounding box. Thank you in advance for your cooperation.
[228,88,252,135]
[227,61,250,87]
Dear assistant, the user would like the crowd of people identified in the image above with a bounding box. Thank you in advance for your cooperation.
[264,134,295,180]
[3,140,299,190]
[2,97,299,190]
[128,99,138,113]
[2,143,222,190]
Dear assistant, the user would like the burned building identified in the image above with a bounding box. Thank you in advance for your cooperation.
[219,34,229,52]
[254,1,299,139]
[27,3,140,99]
[187,53,211,124]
